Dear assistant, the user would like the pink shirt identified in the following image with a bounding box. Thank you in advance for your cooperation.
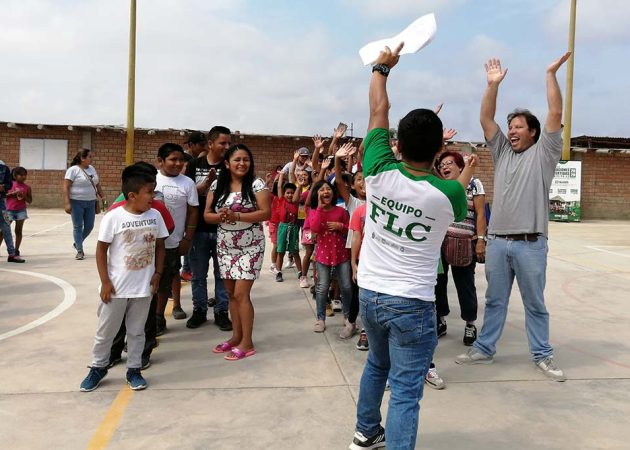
[310,206,349,266]
[6,181,28,211]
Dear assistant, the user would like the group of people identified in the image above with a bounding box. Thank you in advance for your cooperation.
[0,40,570,450]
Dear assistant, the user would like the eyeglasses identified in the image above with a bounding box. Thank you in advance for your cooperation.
[437,160,455,170]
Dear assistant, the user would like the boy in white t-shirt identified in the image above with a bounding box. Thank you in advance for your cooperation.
[154,143,199,334]
[80,167,168,392]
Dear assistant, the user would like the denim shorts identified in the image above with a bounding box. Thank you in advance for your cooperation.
[7,209,28,221]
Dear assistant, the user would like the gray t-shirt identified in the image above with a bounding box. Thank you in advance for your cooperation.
[487,128,562,237]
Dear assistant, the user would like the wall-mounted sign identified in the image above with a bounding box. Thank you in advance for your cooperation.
[549,160,582,222]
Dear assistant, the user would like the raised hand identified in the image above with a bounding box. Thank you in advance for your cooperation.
[484,58,508,85]
[547,52,571,75]
[333,126,345,140]
[321,157,332,171]
[335,142,357,159]
[466,153,479,168]
[312,134,327,150]
[374,42,404,69]
[443,128,458,141]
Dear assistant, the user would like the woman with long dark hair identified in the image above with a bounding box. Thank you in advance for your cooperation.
[63,149,104,260]
[204,144,270,360]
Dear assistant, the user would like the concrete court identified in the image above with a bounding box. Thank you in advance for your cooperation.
[0,209,629,450]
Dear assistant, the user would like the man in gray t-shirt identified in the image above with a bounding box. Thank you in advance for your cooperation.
[455,52,572,382]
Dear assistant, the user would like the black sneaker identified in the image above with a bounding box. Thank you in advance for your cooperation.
[275,271,283,282]
[126,368,147,390]
[141,358,151,370]
[463,324,477,346]
[156,315,167,336]
[310,285,316,295]
[186,311,207,329]
[349,426,385,450]
[207,297,216,308]
[437,317,447,338]
[214,311,233,331]
[7,255,26,263]
[80,367,108,392]
[356,331,369,351]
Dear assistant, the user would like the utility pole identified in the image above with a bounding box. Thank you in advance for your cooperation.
[562,0,577,161]
[125,0,137,165]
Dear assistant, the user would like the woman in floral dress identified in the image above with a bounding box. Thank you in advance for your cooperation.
[204,144,270,360]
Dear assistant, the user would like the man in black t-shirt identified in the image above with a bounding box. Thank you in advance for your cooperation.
[184,126,232,331]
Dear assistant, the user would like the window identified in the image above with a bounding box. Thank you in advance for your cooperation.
[19,138,68,170]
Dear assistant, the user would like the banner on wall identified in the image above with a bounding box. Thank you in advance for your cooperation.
[549,160,582,222]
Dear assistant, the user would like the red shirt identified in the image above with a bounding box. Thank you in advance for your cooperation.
[349,203,367,259]
[277,197,299,224]
[310,206,349,266]
[270,195,281,225]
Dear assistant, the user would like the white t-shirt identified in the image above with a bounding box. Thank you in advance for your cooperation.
[98,207,169,298]
[155,173,199,249]
[358,128,467,301]
[65,165,99,201]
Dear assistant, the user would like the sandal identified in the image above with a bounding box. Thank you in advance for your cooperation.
[224,347,256,361]
[212,342,233,354]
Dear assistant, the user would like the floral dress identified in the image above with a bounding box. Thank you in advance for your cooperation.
[211,178,267,280]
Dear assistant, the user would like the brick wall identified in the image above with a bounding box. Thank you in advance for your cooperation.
[2,122,629,219]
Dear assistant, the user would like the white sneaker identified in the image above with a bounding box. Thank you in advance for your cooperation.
[313,320,326,333]
[425,366,446,390]
[536,356,566,382]
[269,264,277,274]
[285,258,295,269]
[332,299,342,312]
[299,276,310,288]
[339,320,357,339]
[455,348,493,365]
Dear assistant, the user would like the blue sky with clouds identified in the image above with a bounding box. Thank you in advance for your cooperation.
[0,0,628,141]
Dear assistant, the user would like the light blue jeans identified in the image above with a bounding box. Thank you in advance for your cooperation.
[315,261,352,321]
[0,198,16,255]
[473,236,553,362]
[189,231,228,315]
[355,288,437,450]
[70,199,96,252]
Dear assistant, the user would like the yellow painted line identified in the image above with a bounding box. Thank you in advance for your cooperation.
[86,299,174,449]
[86,387,133,450]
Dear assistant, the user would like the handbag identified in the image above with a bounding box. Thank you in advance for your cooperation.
[442,233,473,267]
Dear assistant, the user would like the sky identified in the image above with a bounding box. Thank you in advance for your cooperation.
[1,0,628,142]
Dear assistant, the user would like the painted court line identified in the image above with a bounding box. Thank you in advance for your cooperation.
[586,245,630,259]
[86,387,133,450]
[86,301,173,449]
[0,268,76,342]
[28,220,72,237]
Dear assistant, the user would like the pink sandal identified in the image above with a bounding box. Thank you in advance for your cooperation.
[212,342,233,354]
[224,347,256,361]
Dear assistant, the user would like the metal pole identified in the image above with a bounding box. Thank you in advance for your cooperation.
[562,0,577,161]
[125,0,137,165]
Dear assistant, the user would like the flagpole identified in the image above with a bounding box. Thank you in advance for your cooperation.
[125,0,137,165]
[562,0,577,161]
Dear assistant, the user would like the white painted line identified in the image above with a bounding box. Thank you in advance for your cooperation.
[585,245,630,259]
[0,269,76,342]
[28,221,72,237]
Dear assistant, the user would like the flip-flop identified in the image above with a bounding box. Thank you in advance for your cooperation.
[224,347,256,361]
[212,342,233,354]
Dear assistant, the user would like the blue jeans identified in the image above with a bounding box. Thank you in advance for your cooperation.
[0,198,16,255]
[355,288,437,450]
[473,236,553,362]
[70,199,96,252]
[189,231,228,315]
[315,261,352,321]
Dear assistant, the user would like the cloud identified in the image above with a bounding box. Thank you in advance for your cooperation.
[341,0,469,19]
[546,0,630,41]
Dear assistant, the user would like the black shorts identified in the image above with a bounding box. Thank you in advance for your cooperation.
[158,248,181,293]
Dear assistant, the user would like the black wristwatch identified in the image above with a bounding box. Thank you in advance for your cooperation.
[372,63,390,77]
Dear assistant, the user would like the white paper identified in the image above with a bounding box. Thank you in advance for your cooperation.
[359,13,437,66]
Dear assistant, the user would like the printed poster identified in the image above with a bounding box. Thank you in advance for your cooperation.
[549,160,582,222]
